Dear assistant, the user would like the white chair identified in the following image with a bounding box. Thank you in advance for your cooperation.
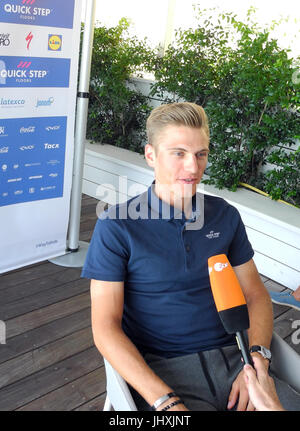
[103,358,137,411]
[103,332,300,411]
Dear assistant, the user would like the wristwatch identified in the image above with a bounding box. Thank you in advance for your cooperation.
[249,345,272,362]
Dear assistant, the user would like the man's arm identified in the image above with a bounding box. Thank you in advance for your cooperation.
[90,279,188,411]
[227,258,274,411]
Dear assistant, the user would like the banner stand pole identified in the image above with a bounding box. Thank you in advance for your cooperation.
[49,0,96,268]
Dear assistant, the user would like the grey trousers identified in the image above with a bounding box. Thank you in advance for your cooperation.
[129,344,300,411]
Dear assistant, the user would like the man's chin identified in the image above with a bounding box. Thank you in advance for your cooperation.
[174,183,197,198]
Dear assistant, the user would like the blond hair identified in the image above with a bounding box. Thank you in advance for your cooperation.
[146,102,209,149]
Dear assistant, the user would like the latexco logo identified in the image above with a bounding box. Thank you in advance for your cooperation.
[0,97,25,107]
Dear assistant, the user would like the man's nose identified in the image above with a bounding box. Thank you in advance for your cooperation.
[184,154,198,173]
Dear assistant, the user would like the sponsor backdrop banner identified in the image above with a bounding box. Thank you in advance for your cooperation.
[0,0,82,272]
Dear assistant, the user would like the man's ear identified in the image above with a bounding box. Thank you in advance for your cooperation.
[144,143,156,168]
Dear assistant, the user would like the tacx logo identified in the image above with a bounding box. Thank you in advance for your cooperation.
[44,143,59,149]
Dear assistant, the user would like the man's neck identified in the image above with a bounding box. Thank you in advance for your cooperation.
[154,183,193,220]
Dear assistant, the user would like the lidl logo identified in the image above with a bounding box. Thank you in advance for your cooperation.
[48,34,62,52]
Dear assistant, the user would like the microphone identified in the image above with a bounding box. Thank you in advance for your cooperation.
[208,254,254,366]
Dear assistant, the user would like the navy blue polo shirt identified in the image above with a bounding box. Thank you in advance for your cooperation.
[82,183,254,358]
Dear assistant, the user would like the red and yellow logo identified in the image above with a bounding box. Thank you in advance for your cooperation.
[48,34,62,51]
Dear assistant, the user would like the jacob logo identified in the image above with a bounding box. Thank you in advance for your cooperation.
[48,34,62,51]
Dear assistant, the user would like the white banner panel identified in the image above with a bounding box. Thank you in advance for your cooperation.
[0,0,82,273]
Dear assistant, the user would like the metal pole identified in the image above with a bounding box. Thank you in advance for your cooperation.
[68,0,96,251]
[49,0,96,267]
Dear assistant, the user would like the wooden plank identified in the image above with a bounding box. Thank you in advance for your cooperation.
[0,347,103,411]
[74,393,107,411]
[0,308,91,364]
[272,303,291,319]
[0,261,66,290]
[273,308,300,339]
[0,327,94,390]
[0,278,89,321]
[17,367,106,411]
[5,291,90,339]
[264,279,287,292]
[79,217,98,235]
[0,267,82,305]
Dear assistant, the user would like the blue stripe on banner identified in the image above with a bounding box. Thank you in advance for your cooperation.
[0,56,70,88]
[0,116,67,207]
[0,0,75,29]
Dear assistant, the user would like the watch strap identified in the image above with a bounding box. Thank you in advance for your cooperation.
[250,345,272,361]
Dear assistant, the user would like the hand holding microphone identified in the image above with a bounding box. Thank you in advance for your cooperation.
[208,254,254,366]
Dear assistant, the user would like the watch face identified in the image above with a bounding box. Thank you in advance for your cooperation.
[261,346,271,359]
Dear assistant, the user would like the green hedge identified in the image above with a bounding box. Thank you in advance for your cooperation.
[87,10,300,206]
[86,19,154,154]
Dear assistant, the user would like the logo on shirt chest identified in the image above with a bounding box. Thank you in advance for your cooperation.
[205,230,220,239]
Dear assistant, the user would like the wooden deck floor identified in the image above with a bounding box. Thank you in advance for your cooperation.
[0,194,299,411]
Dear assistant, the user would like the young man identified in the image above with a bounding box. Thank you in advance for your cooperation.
[82,102,300,411]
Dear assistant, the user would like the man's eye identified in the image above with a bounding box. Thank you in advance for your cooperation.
[197,152,208,158]
[174,152,184,157]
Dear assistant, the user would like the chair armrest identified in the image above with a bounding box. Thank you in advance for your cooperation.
[270,332,300,393]
[104,358,138,411]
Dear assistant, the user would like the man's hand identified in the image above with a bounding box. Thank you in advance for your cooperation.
[227,369,255,411]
